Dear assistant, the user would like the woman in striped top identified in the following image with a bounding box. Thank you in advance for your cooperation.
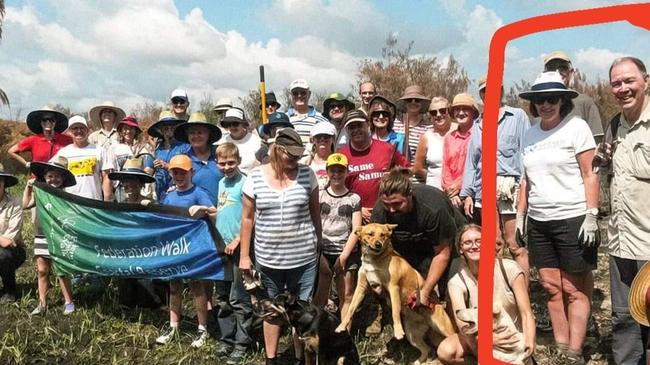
[239,128,322,365]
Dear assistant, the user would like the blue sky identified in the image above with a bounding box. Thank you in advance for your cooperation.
[1,0,648,120]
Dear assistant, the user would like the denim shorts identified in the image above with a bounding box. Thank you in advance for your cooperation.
[256,260,318,301]
[528,215,597,273]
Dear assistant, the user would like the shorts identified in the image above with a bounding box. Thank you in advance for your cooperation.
[323,249,361,272]
[256,260,318,301]
[33,236,50,257]
[528,215,597,273]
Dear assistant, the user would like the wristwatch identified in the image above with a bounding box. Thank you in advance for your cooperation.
[586,208,599,216]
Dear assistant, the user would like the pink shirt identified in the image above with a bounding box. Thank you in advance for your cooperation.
[441,128,472,192]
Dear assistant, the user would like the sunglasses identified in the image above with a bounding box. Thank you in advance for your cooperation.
[41,117,56,123]
[329,102,346,110]
[292,90,308,97]
[371,111,390,119]
[545,63,573,73]
[532,95,561,105]
[429,108,447,117]
[406,98,421,104]
[171,98,187,105]
[222,122,243,128]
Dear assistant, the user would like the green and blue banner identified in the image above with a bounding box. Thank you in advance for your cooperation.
[34,183,232,281]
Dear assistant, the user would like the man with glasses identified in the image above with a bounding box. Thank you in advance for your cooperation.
[170,89,190,121]
[543,51,603,143]
[358,81,377,115]
[460,75,531,276]
[215,107,261,175]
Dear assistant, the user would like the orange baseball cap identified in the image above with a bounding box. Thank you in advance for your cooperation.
[168,155,192,171]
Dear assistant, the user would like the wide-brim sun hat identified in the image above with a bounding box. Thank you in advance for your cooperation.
[265,92,281,109]
[108,157,155,184]
[629,261,650,326]
[0,164,19,188]
[261,112,294,136]
[30,158,76,188]
[449,93,480,115]
[368,95,396,122]
[398,85,430,113]
[518,71,579,100]
[173,112,222,144]
[26,106,68,134]
[323,92,355,117]
[88,101,126,130]
[148,110,186,139]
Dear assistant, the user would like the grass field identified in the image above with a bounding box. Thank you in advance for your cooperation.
[0,178,615,364]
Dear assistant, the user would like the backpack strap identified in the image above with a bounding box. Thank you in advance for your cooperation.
[457,271,471,308]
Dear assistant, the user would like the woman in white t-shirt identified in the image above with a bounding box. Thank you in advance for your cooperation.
[516,71,599,364]
[437,224,535,365]
[414,96,454,188]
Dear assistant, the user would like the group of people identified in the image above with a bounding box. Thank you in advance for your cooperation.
[0,51,648,365]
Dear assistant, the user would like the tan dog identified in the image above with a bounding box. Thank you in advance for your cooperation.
[335,223,456,364]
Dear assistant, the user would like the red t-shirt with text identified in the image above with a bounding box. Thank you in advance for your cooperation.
[339,140,409,208]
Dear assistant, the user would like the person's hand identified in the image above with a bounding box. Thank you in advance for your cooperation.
[153,159,167,169]
[418,286,433,308]
[515,212,527,247]
[140,199,152,206]
[450,195,462,208]
[25,162,31,169]
[578,211,600,248]
[446,186,459,198]
[27,178,36,189]
[333,257,344,275]
[225,240,239,255]
[464,196,474,217]
[188,205,216,218]
[361,207,372,224]
[523,337,536,360]
[239,255,252,275]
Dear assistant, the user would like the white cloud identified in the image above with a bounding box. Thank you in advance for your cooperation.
[573,47,627,80]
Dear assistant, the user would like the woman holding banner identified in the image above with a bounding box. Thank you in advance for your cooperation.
[239,128,322,365]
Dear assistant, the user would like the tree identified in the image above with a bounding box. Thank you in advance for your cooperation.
[357,34,470,108]
[129,102,163,131]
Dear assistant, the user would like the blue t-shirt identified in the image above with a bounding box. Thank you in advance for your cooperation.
[162,185,213,208]
[216,173,245,244]
[187,148,223,205]
[154,140,190,202]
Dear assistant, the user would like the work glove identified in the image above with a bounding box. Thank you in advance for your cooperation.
[515,212,527,248]
[578,212,601,248]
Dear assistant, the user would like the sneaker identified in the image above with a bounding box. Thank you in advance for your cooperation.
[63,302,75,315]
[226,347,247,365]
[190,329,209,348]
[558,350,586,365]
[30,304,47,316]
[155,326,178,345]
[215,341,233,357]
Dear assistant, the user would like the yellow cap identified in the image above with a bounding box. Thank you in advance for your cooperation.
[168,154,193,171]
[326,153,348,168]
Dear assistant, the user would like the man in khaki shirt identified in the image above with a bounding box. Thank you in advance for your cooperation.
[0,166,25,302]
[597,56,650,365]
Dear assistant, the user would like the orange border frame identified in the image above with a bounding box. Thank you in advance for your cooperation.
[479,3,650,364]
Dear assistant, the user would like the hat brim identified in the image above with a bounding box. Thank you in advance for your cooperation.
[397,98,431,114]
[261,121,293,136]
[30,162,76,188]
[284,145,305,158]
[220,116,249,127]
[629,261,650,326]
[89,105,126,130]
[519,89,579,101]
[450,103,480,114]
[343,117,368,130]
[108,171,156,184]
[26,110,68,134]
[147,119,185,138]
[174,122,222,144]
[0,173,19,188]
[323,99,355,117]
[117,121,142,135]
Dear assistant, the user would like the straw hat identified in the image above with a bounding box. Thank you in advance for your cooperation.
[0,163,18,188]
[450,93,480,114]
[30,156,76,188]
[173,112,222,144]
[518,71,579,100]
[89,101,126,130]
[478,74,488,91]
[26,106,68,134]
[147,111,185,139]
[544,50,572,65]
[629,261,650,326]
[108,157,155,184]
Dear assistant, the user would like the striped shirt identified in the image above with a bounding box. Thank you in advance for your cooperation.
[243,165,319,269]
[393,118,431,163]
